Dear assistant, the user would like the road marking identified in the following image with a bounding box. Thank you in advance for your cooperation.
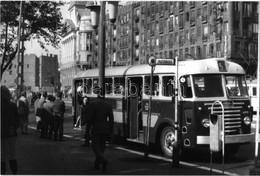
[120,168,149,174]
[115,146,239,176]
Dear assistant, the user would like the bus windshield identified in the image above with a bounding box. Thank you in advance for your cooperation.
[193,74,224,97]
[225,75,248,97]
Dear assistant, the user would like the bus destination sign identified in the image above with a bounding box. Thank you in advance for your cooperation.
[156,58,176,65]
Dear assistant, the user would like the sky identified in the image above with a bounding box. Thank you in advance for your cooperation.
[24,2,70,57]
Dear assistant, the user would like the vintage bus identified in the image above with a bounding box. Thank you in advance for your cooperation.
[246,79,259,116]
[73,58,254,161]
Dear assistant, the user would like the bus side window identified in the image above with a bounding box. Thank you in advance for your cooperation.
[180,76,192,98]
[86,79,92,94]
[105,78,113,95]
[162,76,174,97]
[93,78,100,94]
[253,87,257,96]
[144,75,159,96]
[114,77,125,95]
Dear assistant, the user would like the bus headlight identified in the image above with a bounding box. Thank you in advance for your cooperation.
[201,119,210,128]
[243,116,251,125]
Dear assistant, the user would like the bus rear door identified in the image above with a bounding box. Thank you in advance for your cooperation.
[127,77,144,142]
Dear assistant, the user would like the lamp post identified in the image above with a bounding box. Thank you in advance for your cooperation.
[16,0,25,100]
[86,1,118,98]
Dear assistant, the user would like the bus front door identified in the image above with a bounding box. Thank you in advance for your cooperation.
[127,77,144,142]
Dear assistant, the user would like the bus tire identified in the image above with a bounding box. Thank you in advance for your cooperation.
[160,126,176,158]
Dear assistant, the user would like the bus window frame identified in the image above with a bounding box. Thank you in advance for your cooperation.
[162,75,175,97]
[114,77,125,97]
[180,75,193,99]
[144,75,160,97]
[105,77,113,96]
[224,74,249,98]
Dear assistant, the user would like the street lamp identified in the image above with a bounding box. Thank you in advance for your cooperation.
[86,1,118,98]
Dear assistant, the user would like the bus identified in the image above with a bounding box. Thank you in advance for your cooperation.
[246,79,259,116]
[73,58,254,161]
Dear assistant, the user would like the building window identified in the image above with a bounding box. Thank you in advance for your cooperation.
[202,25,208,42]
[27,64,29,68]
[196,46,201,59]
[202,6,207,22]
[185,48,189,59]
[159,35,163,50]
[209,43,214,57]
[190,10,195,26]
[169,50,173,58]
[168,15,174,31]
[179,48,183,60]
[190,28,195,45]
[179,31,184,46]
[190,47,195,58]
[179,13,184,28]
[185,30,190,44]
[151,37,154,52]
[151,22,155,36]
[174,32,178,44]
[235,41,241,53]
[234,2,239,11]
[197,8,201,20]
[243,2,252,17]
[186,12,189,22]
[216,43,221,57]
[202,45,207,59]
[169,33,173,48]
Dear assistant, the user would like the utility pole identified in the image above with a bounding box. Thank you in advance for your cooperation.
[16,0,25,100]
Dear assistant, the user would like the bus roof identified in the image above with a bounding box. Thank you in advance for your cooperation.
[74,58,245,80]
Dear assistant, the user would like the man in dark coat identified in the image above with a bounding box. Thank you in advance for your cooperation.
[43,95,54,139]
[1,86,20,174]
[53,92,66,141]
[80,96,91,146]
[86,95,114,173]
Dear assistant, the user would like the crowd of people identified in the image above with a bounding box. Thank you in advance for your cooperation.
[1,86,66,174]
[2,84,115,174]
[34,91,66,141]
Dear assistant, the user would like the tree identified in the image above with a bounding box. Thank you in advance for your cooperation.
[0,1,65,79]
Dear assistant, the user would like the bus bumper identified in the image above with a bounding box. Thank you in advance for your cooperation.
[197,133,255,144]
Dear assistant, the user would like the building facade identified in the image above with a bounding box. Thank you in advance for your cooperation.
[2,54,39,91]
[1,53,59,93]
[40,54,60,93]
[110,1,258,77]
[60,1,258,87]
[60,1,95,91]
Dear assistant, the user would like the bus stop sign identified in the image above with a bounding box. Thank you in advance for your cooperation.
[156,58,176,65]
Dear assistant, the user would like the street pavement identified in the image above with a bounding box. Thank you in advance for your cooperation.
[9,101,258,175]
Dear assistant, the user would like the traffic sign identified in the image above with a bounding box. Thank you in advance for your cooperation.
[156,58,175,65]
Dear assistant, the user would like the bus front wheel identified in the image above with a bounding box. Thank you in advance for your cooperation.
[160,126,177,158]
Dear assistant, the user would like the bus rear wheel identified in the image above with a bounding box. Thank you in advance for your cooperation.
[160,126,177,158]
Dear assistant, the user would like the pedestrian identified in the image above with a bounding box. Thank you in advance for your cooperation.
[34,92,41,132]
[17,91,30,135]
[86,95,114,173]
[37,91,47,138]
[42,95,54,139]
[80,96,91,147]
[1,86,20,174]
[53,91,66,141]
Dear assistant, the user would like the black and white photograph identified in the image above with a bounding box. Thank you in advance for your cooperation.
[1,1,260,175]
